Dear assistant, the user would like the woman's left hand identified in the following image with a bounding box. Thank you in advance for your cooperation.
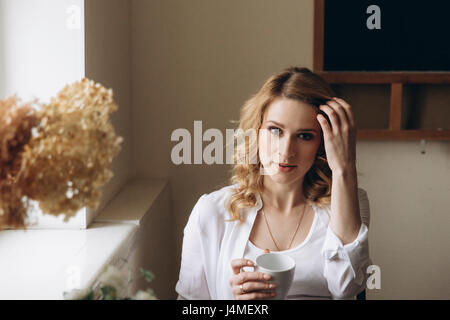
[316,97,357,174]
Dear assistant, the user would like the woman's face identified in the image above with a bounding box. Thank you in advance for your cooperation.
[258,97,322,185]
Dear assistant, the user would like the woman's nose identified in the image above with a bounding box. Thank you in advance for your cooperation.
[278,136,295,161]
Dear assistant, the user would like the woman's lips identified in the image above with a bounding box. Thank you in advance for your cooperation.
[277,163,297,173]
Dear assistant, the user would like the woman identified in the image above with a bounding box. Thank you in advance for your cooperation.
[176,67,371,300]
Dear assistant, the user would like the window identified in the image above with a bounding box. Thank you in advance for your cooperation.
[1,0,87,228]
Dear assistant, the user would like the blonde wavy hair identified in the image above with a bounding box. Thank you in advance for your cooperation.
[226,67,335,223]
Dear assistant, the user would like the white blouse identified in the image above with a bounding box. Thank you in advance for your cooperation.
[176,184,371,300]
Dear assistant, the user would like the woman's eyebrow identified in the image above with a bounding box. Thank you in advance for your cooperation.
[265,120,318,133]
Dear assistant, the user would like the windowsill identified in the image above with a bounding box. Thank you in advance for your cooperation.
[0,178,168,300]
[94,178,168,225]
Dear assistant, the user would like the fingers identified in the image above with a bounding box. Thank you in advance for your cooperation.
[229,259,277,300]
[229,271,276,300]
[231,280,276,296]
[319,104,342,136]
[333,97,355,127]
[318,98,355,136]
[231,258,254,275]
[230,270,271,287]
[317,113,332,140]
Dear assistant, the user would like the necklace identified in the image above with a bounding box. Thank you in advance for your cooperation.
[262,204,307,251]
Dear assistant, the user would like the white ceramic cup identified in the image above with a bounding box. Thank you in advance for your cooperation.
[254,253,296,300]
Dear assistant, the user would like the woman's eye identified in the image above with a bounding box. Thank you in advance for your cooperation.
[297,133,314,141]
[268,126,281,135]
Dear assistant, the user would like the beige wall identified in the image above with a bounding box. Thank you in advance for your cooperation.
[85,0,133,221]
[131,0,450,299]
[358,142,450,299]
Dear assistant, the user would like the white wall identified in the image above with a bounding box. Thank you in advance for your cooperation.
[0,1,4,96]
[0,0,84,103]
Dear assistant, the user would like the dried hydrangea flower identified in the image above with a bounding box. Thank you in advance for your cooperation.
[0,96,40,229]
[14,78,123,222]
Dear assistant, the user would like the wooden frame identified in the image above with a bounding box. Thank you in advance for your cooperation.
[317,72,450,84]
[313,0,450,140]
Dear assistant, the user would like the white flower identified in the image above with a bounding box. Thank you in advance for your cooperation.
[133,290,157,300]
[98,265,128,297]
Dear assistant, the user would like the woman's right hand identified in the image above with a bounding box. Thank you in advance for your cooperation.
[229,258,277,300]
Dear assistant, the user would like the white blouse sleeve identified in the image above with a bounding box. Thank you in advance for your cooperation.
[321,188,372,300]
[175,195,211,300]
